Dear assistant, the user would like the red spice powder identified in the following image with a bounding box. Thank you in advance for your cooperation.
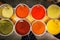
[31,4,46,20]
[15,20,30,35]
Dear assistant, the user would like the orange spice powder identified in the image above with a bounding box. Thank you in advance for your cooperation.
[32,21,45,35]
[16,4,29,18]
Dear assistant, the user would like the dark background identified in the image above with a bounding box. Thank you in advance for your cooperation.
[0,0,56,8]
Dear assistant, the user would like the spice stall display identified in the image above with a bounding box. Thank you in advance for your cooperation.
[0,0,60,40]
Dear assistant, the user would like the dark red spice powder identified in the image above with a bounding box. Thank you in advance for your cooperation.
[15,20,30,35]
